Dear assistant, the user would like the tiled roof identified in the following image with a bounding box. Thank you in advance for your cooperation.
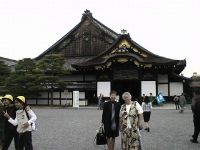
[35,10,118,60]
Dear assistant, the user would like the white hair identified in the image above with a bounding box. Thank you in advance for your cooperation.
[122,92,132,100]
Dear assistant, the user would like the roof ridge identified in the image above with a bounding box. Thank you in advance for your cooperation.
[35,10,119,60]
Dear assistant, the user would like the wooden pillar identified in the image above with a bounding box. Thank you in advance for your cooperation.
[36,97,38,105]
[59,90,62,106]
[48,91,49,105]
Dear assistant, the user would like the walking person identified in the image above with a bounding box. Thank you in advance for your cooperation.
[173,95,180,110]
[3,96,37,150]
[142,96,152,132]
[98,93,103,110]
[1,94,19,150]
[190,88,200,143]
[102,91,121,150]
[119,92,143,150]
[179,93,186,113]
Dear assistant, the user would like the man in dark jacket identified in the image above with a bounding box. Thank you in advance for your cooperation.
[1,95,19,150]
[190,88,200,143]
[102,91,121,150]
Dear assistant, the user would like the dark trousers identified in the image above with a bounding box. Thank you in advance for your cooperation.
[175,102,180,110]
[2,130,19,150]
[193,119,200,140]
[19,131,33,150]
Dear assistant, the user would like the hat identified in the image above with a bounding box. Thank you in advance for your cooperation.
[3,94,13,101]
[0,96,3,101]
[16,96,25,103]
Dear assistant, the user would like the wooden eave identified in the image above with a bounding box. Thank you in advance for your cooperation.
[72,34,186,74]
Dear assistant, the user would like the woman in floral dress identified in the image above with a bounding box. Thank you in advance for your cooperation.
[119,92,143,150]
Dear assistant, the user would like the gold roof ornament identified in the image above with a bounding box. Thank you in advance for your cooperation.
[106,62,112,68]
[121,29,127,34]
[141,53,148,57]
[117,58,128,63]
[118,40,131,48]
[134,60,140,67]
[95,66,102,70]
[144,64,152,68]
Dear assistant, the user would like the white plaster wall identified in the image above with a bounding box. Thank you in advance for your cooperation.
[97,82,111,97]
[79,92,85,99]
[158,84,168,96]
[37,100,48,105]
[53,92,60,98]
[169,82,183,96]
[141,81,156,96]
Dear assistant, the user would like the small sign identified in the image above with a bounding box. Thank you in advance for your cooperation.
[73,91,79,109]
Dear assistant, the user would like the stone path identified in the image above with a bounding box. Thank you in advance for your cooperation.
[8,104,199,150]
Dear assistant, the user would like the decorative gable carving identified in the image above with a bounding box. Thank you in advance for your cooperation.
[109,39,148,58]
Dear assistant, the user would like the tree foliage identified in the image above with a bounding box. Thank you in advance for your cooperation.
[0,60,11,94]
[36,54,67,104]
[37,54,65,75]
[5,58,42,97]
[15,58,36,73]
[4,54,68,100]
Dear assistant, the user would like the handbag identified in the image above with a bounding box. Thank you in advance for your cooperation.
[95,126,107,145]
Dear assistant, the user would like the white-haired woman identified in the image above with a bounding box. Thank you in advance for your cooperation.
[119,92,143,150]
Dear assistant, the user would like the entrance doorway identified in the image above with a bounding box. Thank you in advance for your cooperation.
[111,80,141,104]
[85,90,97,105]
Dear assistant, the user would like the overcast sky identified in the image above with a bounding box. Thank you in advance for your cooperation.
[0,0,199,77]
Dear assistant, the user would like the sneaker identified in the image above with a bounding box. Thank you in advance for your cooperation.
[190,139,198,143]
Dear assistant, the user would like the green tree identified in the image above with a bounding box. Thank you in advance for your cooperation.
[37,54,67,104]
[15,58,36,73]
[0,60,11,94]
[5,58,42,97]
[37,54,65,75]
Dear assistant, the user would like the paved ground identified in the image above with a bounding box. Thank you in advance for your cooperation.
[9,104,199,150]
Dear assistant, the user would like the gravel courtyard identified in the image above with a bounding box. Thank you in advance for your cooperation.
[10,105,199,150]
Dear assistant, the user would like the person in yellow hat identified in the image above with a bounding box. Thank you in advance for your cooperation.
[0,96,5,150]
[1,94,19,150]
[4,96,37,150]
[0,96,3,108]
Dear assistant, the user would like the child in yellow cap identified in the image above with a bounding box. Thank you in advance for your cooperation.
[1,94,19,150]
[4,96,37,150]
[0,96,4,150]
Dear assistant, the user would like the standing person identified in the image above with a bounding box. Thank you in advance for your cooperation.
[142,94,145,102]
[173,95,180,110]
[1,94,19,150]
[179,93,186,113]
[142,96,152,132]
[0,96,5,150]
[3,96,37,150]
[102,91,121,150]
[190,88,200,143]
[149,93,155,105]
[119,92,143,150]
[137,94,146,106]
[98,93,103,110]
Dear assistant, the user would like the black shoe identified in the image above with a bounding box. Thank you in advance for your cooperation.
[190,139,198,143]
[147,128,150,132]
[145,128,148,130]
